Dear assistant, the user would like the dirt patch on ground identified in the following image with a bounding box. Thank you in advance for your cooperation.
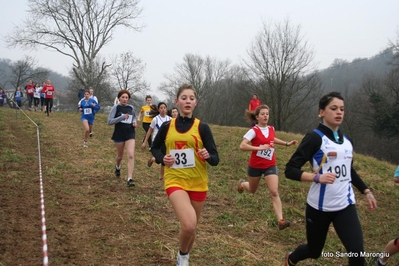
[0,110,181,265]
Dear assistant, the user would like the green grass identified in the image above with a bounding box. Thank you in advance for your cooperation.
[0,107,398,265]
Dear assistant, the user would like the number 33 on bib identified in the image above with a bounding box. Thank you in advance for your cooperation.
[169,148,196,168]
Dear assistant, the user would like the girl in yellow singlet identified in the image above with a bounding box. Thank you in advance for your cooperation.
[137,95,153,148]
[150,84,219,266]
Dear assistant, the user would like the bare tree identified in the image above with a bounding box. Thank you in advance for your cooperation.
[245,19,322,131]
[4,56,49,108]
[161,54,231,120]
[110,51,149,94]
[206,66,253,126]
[7,56,49,90]
[348,71,399,163]
[389,28,399,66]
[66,57,117,108]
[7,0,142,91]
[0,67,6,91]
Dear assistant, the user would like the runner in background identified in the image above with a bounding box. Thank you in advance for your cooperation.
[79,87,99,137]
[79,90,100,148]
[33,83,41,111]
[25,79,35,111]
[14,87,23,108]
[248,94,261,127]
[108,89,137,187]
[141,102,172,180]
[77,86,85,101]
[168,107,179,118]
[248,93,261,111]
[40,81,45,112]
[238,104,297,230]
[41,79,55,116]
[137,95,154,149]
[0,88,7,107]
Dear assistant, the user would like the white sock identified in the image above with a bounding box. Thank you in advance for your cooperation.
[116,165,121,170]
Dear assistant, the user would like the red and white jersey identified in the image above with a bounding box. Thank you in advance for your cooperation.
[25,84,35,95]
[42,84,55,99]
[244,125,276,169]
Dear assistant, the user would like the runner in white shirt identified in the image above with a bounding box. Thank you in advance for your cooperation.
[284,91,377,266]
[33,83,41,111]
[141,102,171,180]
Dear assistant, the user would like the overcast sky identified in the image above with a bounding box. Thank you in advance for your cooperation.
[1,0,398,96]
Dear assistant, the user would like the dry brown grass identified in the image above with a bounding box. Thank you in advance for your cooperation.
[1,107,399,266]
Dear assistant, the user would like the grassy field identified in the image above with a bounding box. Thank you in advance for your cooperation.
[0,107,398,266]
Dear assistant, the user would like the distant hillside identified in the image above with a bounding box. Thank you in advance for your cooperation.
[0,57,70,92]
[318,49,395,93]
[48,71,71,92]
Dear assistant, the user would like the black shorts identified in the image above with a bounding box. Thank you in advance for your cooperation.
[247,165,278,177]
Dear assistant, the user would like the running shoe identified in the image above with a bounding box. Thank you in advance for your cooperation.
[89,131,93,138]
[147,157,154,167]
[115,167,121,177]
[176,252,189,266]
[237,179,245,193]
[127,178,135,187]
[83,141,88,148]
[278,219,291,230]
[284,252,292,266]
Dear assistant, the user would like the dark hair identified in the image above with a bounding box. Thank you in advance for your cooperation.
[118,89,131,99]
[149,102,167,118]
[157,102,167,109]
[176,83,197,98]
[167,107,179,117]
[148,104,158,118]
[145,95,152,100]
[245,104,270,123]
[319,92,344,110]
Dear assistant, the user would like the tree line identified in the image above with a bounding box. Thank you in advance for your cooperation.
[2,0,399,163]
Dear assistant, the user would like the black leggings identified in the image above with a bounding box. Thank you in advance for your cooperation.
[27,94,34,108]
[45,98,53,114]
[142,122,152,147]
[289,204,365,266]
[34,97,40,107]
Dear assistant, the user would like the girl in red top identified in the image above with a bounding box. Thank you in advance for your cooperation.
[25,79,35,110]
[238,104,298,230]
[248,94,261,111]
[41,79,55,116]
